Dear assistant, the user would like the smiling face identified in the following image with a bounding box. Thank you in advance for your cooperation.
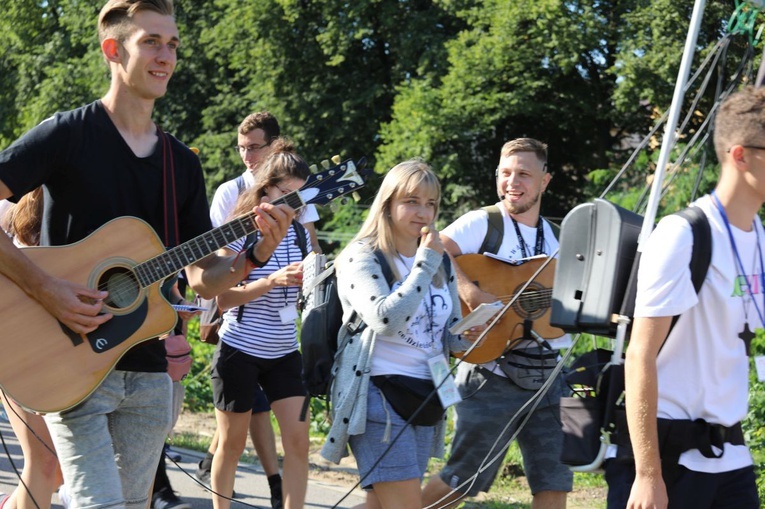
[108,10,179,100]
[389,184,438,249]
[496,151,550,224]
[237,128,271,173]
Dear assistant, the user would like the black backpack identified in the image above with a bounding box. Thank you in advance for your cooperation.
[478,204,560,255]
[559,205,712,469]
[298,249,451,420]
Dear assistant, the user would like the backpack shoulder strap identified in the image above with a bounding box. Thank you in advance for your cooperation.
[665,205,712,336]
[479,205,504,255]
[235,175,246,195]
[674,206,712,294]
[293,220,308,258]
[442,252,452,281]
[543,217,561,241]
[373,250,396,287]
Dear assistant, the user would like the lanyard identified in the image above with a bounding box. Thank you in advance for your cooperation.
[511,218,545,258]
[711,191,765,328]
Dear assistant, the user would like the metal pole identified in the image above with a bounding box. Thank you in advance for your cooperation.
[638,0,708,249]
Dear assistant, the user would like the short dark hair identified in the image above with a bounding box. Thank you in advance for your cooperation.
[239,111,281,143]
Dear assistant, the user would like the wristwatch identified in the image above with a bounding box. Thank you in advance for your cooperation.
[246,243,271,268]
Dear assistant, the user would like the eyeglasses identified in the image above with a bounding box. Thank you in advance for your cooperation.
[726,145,765,153]
[236,142,270,154]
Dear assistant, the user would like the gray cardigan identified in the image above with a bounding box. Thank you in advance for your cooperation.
[320,241,470,464]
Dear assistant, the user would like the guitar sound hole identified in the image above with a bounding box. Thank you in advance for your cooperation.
[100,268,140,310]
[513,282,547,321]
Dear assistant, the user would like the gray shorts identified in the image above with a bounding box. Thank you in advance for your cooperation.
[440,365,573,496]
[349,382,437,489]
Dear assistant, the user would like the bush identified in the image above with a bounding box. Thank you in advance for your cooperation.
[182,319,216,412]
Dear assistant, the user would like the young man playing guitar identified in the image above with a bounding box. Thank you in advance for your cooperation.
[422,138,573,509]
[0,1,293,508]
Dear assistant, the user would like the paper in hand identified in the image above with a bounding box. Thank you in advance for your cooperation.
[448,301,503,334]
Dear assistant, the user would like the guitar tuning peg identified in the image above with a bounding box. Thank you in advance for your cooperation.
[321,159,330,170]
[352,192,361,202]
[331,155,341,165]
[329,201,340,213]
[309,164,318,173]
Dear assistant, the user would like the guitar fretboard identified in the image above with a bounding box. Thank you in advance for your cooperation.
[133,191,305,287]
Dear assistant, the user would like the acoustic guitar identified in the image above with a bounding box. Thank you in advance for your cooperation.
[454,254,563,364]
[0,158,368,413]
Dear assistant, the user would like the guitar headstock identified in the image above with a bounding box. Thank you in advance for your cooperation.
[299,157,368,206]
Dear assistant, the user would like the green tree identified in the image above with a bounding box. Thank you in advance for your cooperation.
[377,0,742,223]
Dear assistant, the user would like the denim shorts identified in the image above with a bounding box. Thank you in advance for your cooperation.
[439,365,573,496]
[45,370,173,509]
[349,382,436,489]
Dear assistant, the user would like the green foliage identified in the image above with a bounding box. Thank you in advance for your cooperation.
[181,319,216,412]
[746,330,765,500]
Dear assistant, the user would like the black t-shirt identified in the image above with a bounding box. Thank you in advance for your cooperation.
[0,101,212,372]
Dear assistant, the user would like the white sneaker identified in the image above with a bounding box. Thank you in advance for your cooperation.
[58,485,71,509]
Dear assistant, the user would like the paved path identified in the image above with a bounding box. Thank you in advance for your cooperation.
[0,416,364,508]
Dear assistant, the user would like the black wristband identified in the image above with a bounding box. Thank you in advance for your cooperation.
[246,243,271,268]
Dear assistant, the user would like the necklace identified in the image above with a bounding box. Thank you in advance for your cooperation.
[711,191,764,355]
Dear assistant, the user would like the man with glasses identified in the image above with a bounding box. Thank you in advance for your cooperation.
[209,111,321,251]
[607,86,765,508]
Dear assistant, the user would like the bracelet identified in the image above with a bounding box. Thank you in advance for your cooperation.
[246,243,271,268]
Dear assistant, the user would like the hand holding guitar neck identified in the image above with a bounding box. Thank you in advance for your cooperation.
[419,223,444,255]
[250,201,296,262]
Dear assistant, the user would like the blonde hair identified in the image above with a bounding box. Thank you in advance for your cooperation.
[347,159,445,285]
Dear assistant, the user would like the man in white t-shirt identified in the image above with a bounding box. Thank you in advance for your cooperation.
[611,87,765,508]
[422,138,572,509]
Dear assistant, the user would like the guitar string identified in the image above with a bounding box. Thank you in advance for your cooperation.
[94,173,359,299]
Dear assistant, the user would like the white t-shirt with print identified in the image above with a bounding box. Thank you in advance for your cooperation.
[635,194,761,473]
[370,254,453,379]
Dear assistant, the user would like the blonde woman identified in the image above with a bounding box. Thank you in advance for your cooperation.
[321,160,469,509]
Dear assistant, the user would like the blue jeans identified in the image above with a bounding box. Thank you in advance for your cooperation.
[45,371,173,509]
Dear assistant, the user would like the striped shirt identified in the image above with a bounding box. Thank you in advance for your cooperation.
[219,224,311,359]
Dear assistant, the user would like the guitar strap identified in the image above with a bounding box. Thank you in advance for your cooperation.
[159,127,180,248]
